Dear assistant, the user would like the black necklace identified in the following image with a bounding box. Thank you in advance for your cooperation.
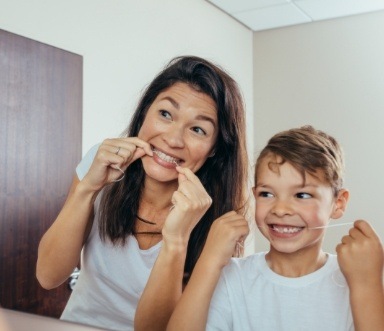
[136,214,156,225]
[134,214,162,236]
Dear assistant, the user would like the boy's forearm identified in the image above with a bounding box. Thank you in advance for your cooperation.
[350,281,384,331]
[134,241,187,331]
[166,252,223,331]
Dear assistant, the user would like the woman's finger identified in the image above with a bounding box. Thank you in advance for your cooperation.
[176,167,206,190]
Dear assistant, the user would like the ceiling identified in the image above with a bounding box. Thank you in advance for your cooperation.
[206,0,384,32]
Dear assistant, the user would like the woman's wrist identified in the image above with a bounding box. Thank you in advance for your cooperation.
[162,235,189,255]
[75,179,101,201]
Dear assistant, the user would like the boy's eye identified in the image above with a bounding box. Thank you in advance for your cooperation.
[259,191,274,198]
[160,110,172,119]
[191,127,206,136]
[296,192,312,199]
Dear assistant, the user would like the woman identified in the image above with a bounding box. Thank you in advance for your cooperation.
[36,55,249,331]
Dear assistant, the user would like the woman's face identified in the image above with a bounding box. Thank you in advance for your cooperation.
[138,82,218,183]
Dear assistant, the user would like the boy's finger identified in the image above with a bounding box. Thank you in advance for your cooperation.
[354,220,381,240]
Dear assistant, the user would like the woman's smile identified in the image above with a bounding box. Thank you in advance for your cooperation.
[151,146,183,168]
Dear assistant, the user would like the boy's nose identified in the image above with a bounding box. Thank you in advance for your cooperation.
[271,200,293,217]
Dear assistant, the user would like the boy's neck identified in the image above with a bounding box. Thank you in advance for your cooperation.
[265,249,328,277]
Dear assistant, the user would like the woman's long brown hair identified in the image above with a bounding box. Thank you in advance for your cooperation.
[98,55,249,283]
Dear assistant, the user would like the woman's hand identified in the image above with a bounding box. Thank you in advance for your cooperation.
[162,167,212,247]
[200,211,249,269]
[82,137,153,191]
[336,220,384,287]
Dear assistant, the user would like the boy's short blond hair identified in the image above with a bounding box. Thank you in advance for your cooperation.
[254,125,345,196]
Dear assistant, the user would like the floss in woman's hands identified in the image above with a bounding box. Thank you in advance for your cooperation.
[112,166,125,182]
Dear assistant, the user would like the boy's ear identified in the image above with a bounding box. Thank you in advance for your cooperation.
[331,189,350,219]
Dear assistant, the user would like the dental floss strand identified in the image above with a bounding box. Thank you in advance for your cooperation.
[308,222,354,230]
[112,166,125,182]
[235,241,244,258]
[256,222,354,230]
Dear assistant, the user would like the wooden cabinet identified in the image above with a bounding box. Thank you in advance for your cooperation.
[0,29,82,318]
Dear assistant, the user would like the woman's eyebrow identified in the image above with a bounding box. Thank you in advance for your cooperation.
[196,115,217,128]
[161,96,217,128]
[161,96,179,109]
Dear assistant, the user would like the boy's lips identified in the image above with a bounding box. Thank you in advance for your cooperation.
[151,146,183,166]
[268,224,305,234]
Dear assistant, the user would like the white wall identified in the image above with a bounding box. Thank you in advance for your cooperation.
[0,0,253,156]
[6,0,381,256]
[253,10,384,253]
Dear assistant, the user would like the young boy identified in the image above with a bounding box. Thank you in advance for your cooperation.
[167,125,384,331]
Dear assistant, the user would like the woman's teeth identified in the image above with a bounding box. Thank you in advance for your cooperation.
[271,225,303,234]
[152,148,181,166]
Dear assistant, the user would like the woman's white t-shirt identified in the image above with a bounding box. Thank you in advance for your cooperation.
[61,144,162,331]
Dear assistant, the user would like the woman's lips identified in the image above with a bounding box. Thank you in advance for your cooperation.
[151,147,182,166]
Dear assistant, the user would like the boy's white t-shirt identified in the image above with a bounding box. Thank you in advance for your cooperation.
[60,144,162,331]
[206,252,354,331]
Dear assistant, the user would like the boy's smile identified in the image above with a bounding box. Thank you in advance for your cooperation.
[253,155,339,256]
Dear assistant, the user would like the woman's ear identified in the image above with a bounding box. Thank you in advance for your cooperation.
[331,189,350,219]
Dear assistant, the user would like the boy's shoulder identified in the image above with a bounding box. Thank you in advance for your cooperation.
[224,252,342,281]
[223,251,267,276]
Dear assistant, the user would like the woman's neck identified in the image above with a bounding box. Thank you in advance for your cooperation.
[139,176,178,216]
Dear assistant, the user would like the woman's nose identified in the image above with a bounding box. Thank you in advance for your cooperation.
[163,127,185,148]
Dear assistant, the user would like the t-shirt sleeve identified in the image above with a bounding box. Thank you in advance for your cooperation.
[76,143,100,180]
[206,274,233,331]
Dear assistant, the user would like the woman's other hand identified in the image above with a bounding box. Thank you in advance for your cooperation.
[162,167,212,246]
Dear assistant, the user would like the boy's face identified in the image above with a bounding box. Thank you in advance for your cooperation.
[253,156,347,255]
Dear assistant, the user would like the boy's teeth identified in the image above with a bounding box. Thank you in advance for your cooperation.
[153,149,180,165]
[272,225,302,234]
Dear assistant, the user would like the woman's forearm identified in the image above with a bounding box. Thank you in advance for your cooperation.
[36,177,97,289]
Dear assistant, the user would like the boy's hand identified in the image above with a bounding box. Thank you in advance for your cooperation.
[336,220,384,287]
[199,211,249,270]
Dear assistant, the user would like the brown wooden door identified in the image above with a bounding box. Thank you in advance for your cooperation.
[0,29,82,318]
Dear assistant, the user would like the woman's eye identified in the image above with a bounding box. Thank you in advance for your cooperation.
[296,192,312,199]
[191,127,207,136]
[159,110,172,120]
